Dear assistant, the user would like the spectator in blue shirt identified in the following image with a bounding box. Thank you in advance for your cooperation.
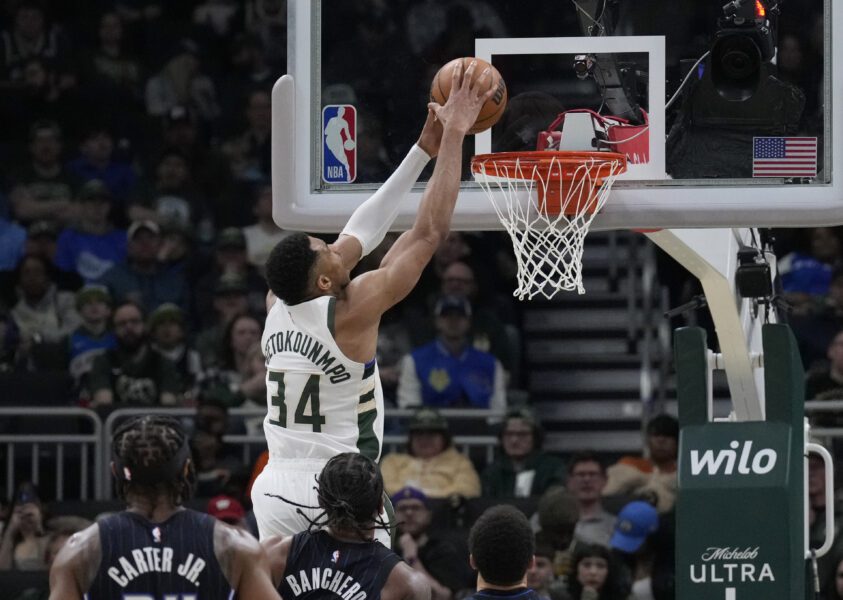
[68,284,116,391]
[397,295,505,410]
[54,179,127,281]
[97,219,188,313]
[0,217,26,271]
[66,124,136,207]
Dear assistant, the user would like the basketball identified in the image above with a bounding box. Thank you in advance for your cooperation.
[429,57,508,135]
[343,139,355,151]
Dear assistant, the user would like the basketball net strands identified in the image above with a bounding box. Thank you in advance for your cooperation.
[471,150,627,299]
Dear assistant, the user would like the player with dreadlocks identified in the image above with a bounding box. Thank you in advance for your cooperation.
[49,415,279,599]
[261,452,430,599]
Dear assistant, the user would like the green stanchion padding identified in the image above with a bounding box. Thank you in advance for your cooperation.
[674,327,709,428]
[675,323,807,600]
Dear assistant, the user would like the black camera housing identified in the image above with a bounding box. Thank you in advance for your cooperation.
[711,1,775,101]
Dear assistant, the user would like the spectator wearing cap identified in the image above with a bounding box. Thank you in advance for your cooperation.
[397,294,505,410]
[11,254,79,348]
[128,150,209,237]
[97,219,189,313]
[609,500,661,599]
[194,227,266,325]
[603,414,679,513]
[391,486,475,597]
[66,125,137,205]
[380,407,481,499]
[148,302,203,399]
[145,38,220,122]
[407,260,520,381]
[160,105,234,222]
[54,179,127,281]
[87,300,182,406]
[481,407,566,499]
[195,272,250,366]
[8,120,79,227]
[67,284,116,388]
[242,183,289,272]
[207,494,247,530]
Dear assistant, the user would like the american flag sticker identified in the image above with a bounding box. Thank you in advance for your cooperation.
[752,137,817,178]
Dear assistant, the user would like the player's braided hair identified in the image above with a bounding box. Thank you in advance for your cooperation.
[265,232,318,305]
[112,415,194,504]
[264,453,392,540]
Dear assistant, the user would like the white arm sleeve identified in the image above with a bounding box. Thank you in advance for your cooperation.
[340,144,431,256]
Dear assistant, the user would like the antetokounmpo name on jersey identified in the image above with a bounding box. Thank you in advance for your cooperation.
[285,567,368,599]
[264,331,351,383]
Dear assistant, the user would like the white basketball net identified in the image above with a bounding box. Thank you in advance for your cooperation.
[472,153,624,299]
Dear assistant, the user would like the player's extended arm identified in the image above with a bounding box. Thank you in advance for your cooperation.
[332,110,443,268]
[382,562,433,600]
[49,524,101,600]
[215,522,281,599]
[260,534,293,588]
[348,61,495,315]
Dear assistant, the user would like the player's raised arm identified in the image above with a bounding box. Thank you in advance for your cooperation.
[260,534,293,588]
[346,60,496,316]
[215,522,281,599]
[329,108,444,271]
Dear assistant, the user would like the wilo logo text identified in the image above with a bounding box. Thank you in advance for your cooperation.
[689,441,777,476]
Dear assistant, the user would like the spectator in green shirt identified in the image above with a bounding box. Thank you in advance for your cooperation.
[481,406,567,498]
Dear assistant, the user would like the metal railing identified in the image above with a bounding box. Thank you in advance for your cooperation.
[0,407,103,500]
[806,400,843,447]
[101,407,505,500]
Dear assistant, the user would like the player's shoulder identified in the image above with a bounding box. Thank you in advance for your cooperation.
[382,561,431,600]
[50,521,101,579]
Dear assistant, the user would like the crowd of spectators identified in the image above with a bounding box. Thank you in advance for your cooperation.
[0,1,839,599]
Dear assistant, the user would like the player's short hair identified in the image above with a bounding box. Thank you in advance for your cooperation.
[112,416,194,504]
[317,453,385,538]
[265,232,318,305]
[469,505,534,586]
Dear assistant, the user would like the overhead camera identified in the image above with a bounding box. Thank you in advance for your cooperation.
[573,54,596,80]
[711,0,775,101]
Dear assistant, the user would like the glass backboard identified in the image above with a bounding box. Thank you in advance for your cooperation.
[273,0,837,232]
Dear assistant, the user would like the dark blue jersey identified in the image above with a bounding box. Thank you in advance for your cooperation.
[85,509,234,600]
[279,530,401,599]
[466,589,544,599]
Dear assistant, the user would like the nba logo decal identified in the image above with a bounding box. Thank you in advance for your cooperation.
[323,105,357,183]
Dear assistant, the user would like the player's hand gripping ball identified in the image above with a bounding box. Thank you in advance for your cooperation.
[429,57,508,135]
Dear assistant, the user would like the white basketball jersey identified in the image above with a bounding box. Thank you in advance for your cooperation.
[261,296,384,461]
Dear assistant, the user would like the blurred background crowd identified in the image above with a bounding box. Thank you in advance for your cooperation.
[0,0,841,599]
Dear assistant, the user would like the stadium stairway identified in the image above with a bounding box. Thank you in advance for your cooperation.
[521,231,672,458]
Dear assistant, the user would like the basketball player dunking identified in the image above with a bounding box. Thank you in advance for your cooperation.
[252,60,495,543]
[262,453,430,599]
[49,416,279,599]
